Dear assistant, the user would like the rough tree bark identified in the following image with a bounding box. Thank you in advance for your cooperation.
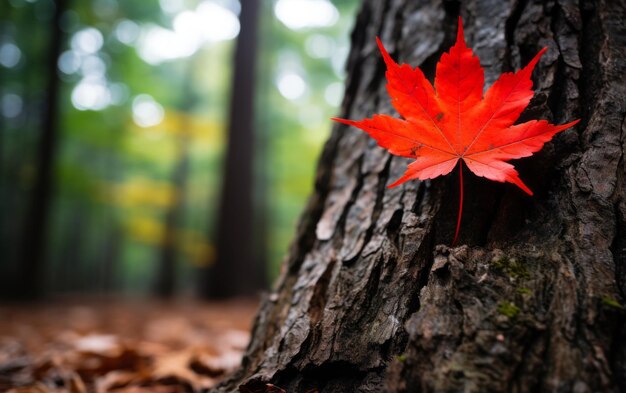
[217,0,626,392]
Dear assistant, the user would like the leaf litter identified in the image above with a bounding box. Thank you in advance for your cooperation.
[0,298,258,393]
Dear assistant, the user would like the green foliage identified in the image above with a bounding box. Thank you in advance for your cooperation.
[1,0,358,294]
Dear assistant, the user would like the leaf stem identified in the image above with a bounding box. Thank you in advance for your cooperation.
[452,160,464,246]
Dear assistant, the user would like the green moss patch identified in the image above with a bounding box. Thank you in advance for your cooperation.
[492,256,531,280]
[497,301,521,318]
[601,295,624,310]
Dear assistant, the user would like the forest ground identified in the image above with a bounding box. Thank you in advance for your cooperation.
[0,297,259,393]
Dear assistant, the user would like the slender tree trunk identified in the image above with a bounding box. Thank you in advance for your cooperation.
[100,222,121,292]
[204,0,266,298]
[17,0,65,299]
[0,1,11,172]
[155,136,190,298]
[155,61,197,298]
[59,204,85,292]
[0,2,15,298]
[215,0,626,392]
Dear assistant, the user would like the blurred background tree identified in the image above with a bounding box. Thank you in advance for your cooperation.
[0,0,357,299]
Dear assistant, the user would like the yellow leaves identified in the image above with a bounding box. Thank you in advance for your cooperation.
[124,215,214,266]
[125,216,164,245]
[178,230,214,267]
[91,112,224,270]
[104,178,177,209]
[128,110,223,144]
[123,111,224,167]
[98,177,214,266]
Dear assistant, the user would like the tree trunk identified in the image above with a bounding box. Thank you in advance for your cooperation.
[155,130,190,298]
[216,0,626,392]
[155,60,197,298]
[204,0,266,299]
[17,0,66,299]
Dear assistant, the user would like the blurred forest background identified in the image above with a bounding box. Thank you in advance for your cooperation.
[0,0,357,300]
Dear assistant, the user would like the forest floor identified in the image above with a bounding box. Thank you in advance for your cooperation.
[0,297,259,393]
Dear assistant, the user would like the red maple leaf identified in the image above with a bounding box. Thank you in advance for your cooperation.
[332,17,579,244]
